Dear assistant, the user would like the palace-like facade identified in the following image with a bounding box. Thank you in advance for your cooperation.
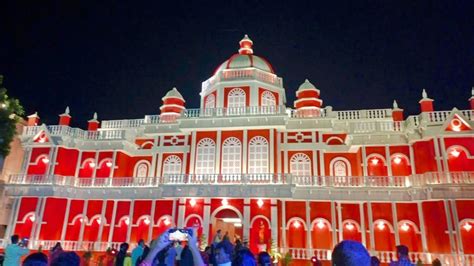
[3,36,474,265]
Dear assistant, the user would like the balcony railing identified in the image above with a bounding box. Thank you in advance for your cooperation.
[182,105,287,118]
[201,68,283,93]
[7,172,474,189]
[22,125,125,140]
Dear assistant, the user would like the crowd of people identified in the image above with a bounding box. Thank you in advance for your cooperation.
[1,232,447,266]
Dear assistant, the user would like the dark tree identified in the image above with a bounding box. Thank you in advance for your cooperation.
[0,75,24,157]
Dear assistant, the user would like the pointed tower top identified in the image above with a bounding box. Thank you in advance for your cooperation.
[28,111,39,118]
[393,100,399,109]
[422,89,428,99]
[471,87,474,96]
[88,112,99,122]
[238,34,253,55]
[163,87,185,101]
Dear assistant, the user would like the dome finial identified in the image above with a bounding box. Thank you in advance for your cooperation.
[93,112,98,120]
[239,34,253,55]
[422,89,428,99]
[471,86,474,96]
[65,106,70,115]
[393,100,399,109]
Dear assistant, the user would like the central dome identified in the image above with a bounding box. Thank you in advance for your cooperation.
[213,35,275,75]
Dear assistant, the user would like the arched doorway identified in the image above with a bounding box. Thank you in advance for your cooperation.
[249,216,271,254]
[210,207,243,245]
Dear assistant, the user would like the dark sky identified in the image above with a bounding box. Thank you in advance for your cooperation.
[1,1,473,127]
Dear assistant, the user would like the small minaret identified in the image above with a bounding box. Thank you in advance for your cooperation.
[392,100,404,121]
[238,34,253,55]
[160,87,185,122]
[58,106,71,126]
[27,112,40,126]
[88,112,100,131]
[294,79,323,117]
[419,89,434,112]
[469,87,474,110]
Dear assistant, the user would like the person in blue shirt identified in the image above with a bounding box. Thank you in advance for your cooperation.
[131,239,146,266]
[4,235,30,266]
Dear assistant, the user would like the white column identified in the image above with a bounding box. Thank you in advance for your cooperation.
[408,145,416,175]
[385,145,393,176]
[270,199,278,248]
[243,198,251,241]
[107,201,118,244]
[432,137,443,173]
[359,203,367,247]
[126,200,135,243]
[367,202,375,251]
[215,130,222,174]
[443,200,456,254]
[269,129,275,173]
[148,200,156,242]
[243,130,248,174]
[156,153,163,178]
[439,137,451,181]
[92,151,100,178]
[450,200,464,254]
[361,146,368,176]
[20,148,32,173]
[283,133,288,173]
[150,152,158,177]
[96,200,108,243]
[32,197,46,245]
[110,151,117,177]
[189,131,197,175]
[4,198,21,242]
[312,151,318,176]
[74,151,83,177]
[319,150,325,176]
[337,202,343,242]
[330,201,337,245]
[305,201,312,249]
[276,130,282,174]
[46,147,58,176]
[177,198,186,228]
[171,199,177,225]
[78,200,89,245]
[182,150,188,175]
[60,199,72,241]
[202,198,211,244]
[416,202,428,253]
[391,202,400,245]
[281,200,287,248]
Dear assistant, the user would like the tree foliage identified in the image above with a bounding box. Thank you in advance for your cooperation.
[0,75,24,157]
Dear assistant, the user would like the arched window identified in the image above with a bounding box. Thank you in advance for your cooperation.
[205,94,215,109]
[290,153,311,176]
[248,136,268,174]
[222,137,241,174]
[330,158,352,177]
[228,88,246,115]
[195,138,215,174]
[163,155,182,176]
[134,161,150,178]
[261,91,276,106]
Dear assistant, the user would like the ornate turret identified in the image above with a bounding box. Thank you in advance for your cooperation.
[392,100,404,121]
[419,89,434,113]
[88,112,100,131]
[294,79,323,117]
[239,34,254,55]
[58,106,71,126]
[160,87,185,122]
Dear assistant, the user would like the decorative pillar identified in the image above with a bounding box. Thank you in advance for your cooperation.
[337,202,343,242]
[443,200,457,254]
[367,202,375,252]
[269,129,275,173]
[46,147,58,176]
[276,131,281,174]
[408,145,416,175]
[283,134,288,174]
[270,199,278,247]
[20,148,32,173]
[281,200,287,249]
[243,130,248,174]
[359,203,367,247]
[177,198,186,228]
[74,151,83,177]
[305,201,312,249]
[319,150,325,176]
[78,200,89,246]
[148,200,156,242]
[188,131,197,175]
[330,201,337,246]
[450,200,464,254]
[215,131,222,174]
[60,199,72,241]
[416,202,429,253]
[92,151,100,178]
[4,198,21,243]
[126,200,135,243]
[110,151,117,178]
[243,198,251,241]
[439,137,451,181]
[202,198,211,244]
[31,197,46,246]
[361,146,368,176]
[385,145,393,177]
[107,201,118,244]
[96,200,108,244]
[432,137,443,173]
[391,202,400,245]
[171,199,177,225]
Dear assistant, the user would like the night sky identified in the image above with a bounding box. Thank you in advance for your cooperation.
[1,1,473,127]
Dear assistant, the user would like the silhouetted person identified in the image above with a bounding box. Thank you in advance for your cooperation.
[257,252,271,266]
[23,252,47,266]
[331,240,370,266]
[371,256,381,266]
[431,258,442,266]
[389,245,414,266]
[51,251,80,266]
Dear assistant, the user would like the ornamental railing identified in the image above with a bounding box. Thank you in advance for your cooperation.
[181,105,287,118]
[201,68,283,93]
[22,125,125,140]
[7,172,474,189]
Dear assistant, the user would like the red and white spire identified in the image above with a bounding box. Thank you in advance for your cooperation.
[238,34,253,55]
[160,87,185,122]
[294,79,323,117]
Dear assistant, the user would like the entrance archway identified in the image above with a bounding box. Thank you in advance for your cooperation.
[210,206,243,245]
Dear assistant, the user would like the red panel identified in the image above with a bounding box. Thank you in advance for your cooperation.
[413,140,437,174]
[39,198,67,241]
[54,148,79,176]
[422,201,451,253]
